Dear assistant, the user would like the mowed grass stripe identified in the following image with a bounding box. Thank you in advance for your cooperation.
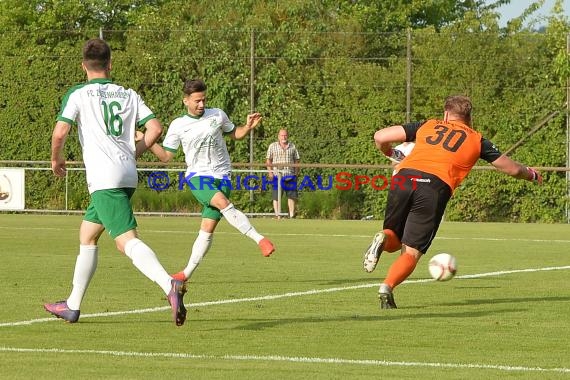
[2,225,570,243]
[1,347,569,374]
[3,265,569,328]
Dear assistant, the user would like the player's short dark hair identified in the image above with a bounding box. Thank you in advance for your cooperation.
[183,79,207,95]
[444,95,472,124]
[82,38,111,71]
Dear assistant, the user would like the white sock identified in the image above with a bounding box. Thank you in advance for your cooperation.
[124,238,172,294]
[245,228,264,244]
[66,245,98,310]
[221,203,264,243]
[183,230,213,280]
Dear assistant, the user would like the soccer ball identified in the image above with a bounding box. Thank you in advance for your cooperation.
[428,253,457,281]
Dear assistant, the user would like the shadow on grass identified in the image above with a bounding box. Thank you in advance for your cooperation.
[201,308,528,331]
[439,295,570,307]
[192,277,376,286]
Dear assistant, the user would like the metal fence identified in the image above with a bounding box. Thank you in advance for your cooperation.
[1,161,568,222]
[0,161,298,217]
[2,28,569,220]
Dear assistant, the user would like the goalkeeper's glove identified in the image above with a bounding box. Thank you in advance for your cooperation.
[387,149,406,163]
[527,167,542,184]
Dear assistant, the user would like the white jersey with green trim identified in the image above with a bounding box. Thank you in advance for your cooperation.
[162,108,235,178]
[56,78,155,193]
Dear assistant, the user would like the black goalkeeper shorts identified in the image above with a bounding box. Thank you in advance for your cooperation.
[382,168,452,254]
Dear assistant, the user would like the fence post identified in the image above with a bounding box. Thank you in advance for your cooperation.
[406,29,412,124]
[566,33,570,223]
[277,171,282,218]
[65,171,69,211]
[249,28,256,213]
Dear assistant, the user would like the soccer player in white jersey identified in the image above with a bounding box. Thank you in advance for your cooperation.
[44,38,187,326]
[149,79,275,283]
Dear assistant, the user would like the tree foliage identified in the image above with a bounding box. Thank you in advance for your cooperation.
[0,0,568,221]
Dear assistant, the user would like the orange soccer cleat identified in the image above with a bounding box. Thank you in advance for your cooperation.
[258,238,275,257]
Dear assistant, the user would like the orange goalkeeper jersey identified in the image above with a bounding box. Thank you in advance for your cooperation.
[397,119,492,191]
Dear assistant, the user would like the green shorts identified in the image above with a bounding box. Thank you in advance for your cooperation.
[188,176,231,220]
[84,188,137,239]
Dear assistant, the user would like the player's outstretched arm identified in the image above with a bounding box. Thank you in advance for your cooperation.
[491,155,542,184]
[51,120,71,177]
[148,143,174,163]
[135,118,163,158]
[231,113,263,140]
[374,125,407,158]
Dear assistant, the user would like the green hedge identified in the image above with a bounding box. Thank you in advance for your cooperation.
[1,2,568,221]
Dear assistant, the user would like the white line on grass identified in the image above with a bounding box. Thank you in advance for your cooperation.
[3,266,570,374]
[2,265,570,328]
[3,225,570,243]
[0,347,569,374]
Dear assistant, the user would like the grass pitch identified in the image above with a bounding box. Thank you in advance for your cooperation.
[1,214,569,379]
